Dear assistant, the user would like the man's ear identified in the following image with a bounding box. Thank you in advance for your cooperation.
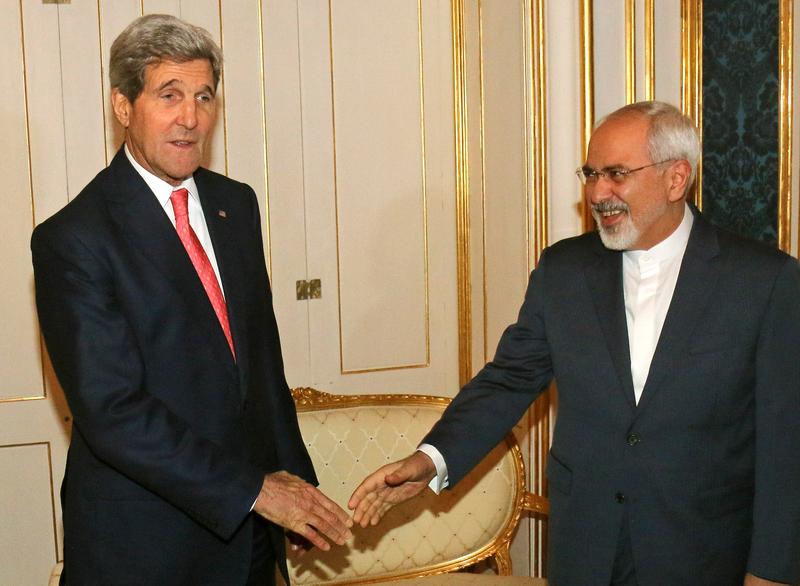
[667,159,691,202]
[111,88,132,128]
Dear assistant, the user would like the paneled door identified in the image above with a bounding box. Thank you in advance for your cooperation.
[260,0,459,395]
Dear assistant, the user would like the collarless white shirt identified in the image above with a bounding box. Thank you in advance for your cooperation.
[124,145,225,296]
[623,203,694,403]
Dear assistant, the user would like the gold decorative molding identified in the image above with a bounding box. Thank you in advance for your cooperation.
[478,0,489,363]
[681,0,703,209]
[256,0,272,273]
[418,0,432,373]
[579,0,594,232]
[529,0,550,575]
[96,0,109,168]
[530,0,548,265]
[291,386,450,411]
[779,0,793,254]
[644,0,655,100]
[452,0,472,386]
[216,0,229,179]
[0,394,46,404]
[625,0,635,104]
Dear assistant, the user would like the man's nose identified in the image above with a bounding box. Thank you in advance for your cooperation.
[177,100,198,129]
[587,178,615,203]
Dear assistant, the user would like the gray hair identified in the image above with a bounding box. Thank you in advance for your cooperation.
[596,101,701,192]
[109,14,223,102]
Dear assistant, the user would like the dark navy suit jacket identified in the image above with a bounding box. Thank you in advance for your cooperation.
[424,208,800,585]
[32,150,315,584]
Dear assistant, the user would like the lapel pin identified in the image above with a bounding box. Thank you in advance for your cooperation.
[218,210,227,218]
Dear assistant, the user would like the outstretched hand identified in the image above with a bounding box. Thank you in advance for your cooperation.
[254,471,353,552]
[348,451,437,528]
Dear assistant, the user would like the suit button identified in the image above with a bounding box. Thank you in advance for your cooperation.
[615,492,626,503]
[626,433,640,446]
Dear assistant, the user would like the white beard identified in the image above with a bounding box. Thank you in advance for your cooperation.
[592,196,668,251]
[592,207,641,250]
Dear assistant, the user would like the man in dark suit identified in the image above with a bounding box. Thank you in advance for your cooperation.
[349,102,800,585]
[31,14,351,585]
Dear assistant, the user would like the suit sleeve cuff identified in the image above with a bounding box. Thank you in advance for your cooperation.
[417,443,448,494]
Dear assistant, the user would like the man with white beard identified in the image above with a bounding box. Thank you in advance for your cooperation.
[349,101,800,586]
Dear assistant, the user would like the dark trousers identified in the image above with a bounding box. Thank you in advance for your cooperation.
[247,517,277,586]
[610,510,638,586]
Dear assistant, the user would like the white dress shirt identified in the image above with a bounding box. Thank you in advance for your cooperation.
[124,145,225,297]
[623,203,693,403]
[421,203,695,493]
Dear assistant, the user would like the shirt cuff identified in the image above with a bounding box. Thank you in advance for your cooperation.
[417,443,449,495]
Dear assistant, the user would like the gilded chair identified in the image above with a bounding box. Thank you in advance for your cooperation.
[287,388,548,585]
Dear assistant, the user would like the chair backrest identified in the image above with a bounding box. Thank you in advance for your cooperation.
[287,388,548,585]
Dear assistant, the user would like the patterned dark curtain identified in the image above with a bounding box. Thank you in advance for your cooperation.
[702,0,779,245]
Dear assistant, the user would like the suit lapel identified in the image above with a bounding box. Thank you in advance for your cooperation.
[584,239,637,410]
[104,150,236,367]
[636,211,721,414]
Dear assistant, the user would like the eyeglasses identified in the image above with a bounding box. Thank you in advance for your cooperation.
[575,159,675,185]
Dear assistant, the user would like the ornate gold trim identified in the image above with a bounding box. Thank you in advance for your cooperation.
[453,0,472,386]
[681,0,703,209]
[96,0,108,167]
[527,1,551,574]
[0,395,46,404]
[418,0,432,370]
[625,0,635,104]
[479,0,489,363]
[217,0,229,178]
[644,0,655,100]
[290,387,548,582]
[256,0,272,273]
[530,0,548,266]
[779,0,793,254]
[579,0,594,232]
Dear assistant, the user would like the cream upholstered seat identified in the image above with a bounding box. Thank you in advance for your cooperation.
[288,388,548,585]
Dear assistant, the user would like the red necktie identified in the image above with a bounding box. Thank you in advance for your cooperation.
[170,188,235,358]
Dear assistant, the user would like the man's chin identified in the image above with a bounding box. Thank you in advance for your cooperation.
[597,225,638,251]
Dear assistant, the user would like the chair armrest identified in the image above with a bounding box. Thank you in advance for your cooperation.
[521,492,549,516]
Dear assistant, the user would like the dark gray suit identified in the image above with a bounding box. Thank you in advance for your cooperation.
[424,208,800,585]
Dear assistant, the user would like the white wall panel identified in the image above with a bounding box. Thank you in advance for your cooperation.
[546,0,583,244]
[654,0,681,107]
[0,444,58,586]
[299,0,457,393]
[59,2,108,200]
[143,0,180,15]
[480,0,530,358]
[0,1,41,400]
[23,1,67,225]
[330,0,428,372]
[220,0,269,251]
[98,0,140,162]
[593,2,626,117]
[261,0,312,385]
